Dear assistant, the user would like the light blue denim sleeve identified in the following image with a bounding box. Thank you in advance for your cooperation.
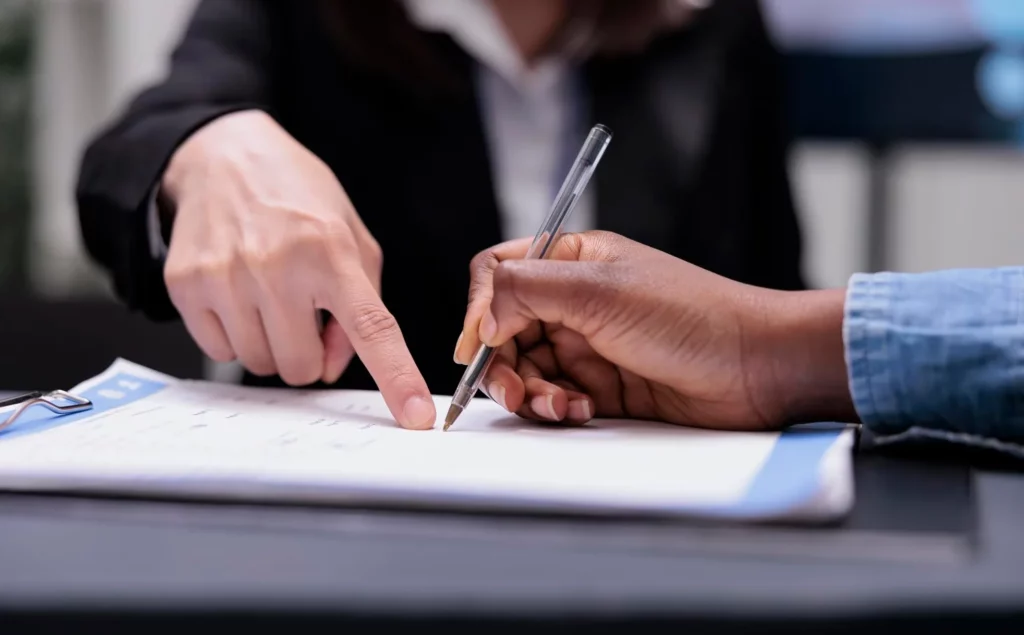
[844,267,1024,454]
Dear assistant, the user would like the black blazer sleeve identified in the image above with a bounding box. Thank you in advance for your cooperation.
[75,0,276,321]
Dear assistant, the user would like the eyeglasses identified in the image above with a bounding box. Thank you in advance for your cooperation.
[0,391,93,434]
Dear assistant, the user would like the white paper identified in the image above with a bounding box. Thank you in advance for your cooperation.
[0,360,854,521]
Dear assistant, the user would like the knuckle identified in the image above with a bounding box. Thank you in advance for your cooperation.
[490,260,517,294]
[468,251,500,305]
[468,248,497,275]
[364,236,383,267]
[488,261,525,317]
[240,244,283,274]
[362,244,383,279]
[492,258,535,286]
[296,226,336,252]
[554,231,585,256]
[584,229,618,242]
[184,254,237,281]
[164,255,200,284]
[165,257,227,300]
[245,220,354,274]
[319,227,356,257]
[162,262,191,291]
[579,230,626,262]
[350,305,401,343]
[317,218,354,246]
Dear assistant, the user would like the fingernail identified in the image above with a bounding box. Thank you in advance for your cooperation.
[530,394,557,420]
[403,396,436,429]
[489,382,507,411]
[453,331,464,364]
[480,312,497,345]
[568,399,591,421]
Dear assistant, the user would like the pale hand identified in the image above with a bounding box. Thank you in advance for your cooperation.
[161,110,435,429]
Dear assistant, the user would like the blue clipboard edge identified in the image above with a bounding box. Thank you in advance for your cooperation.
[731,424,855,521]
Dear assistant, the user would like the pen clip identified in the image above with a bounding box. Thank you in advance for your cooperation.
[0,390,93,434]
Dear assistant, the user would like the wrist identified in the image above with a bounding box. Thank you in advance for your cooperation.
[161,109,270,202]
[161,128,205,206]
[747,288,858,426]
[158,139,202,240]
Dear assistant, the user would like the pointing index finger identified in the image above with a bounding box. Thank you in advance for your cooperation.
[326,267,435,430]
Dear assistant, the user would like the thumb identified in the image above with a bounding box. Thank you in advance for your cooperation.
[479,260,621,348]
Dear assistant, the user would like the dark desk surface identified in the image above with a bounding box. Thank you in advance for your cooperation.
[0,390,1021,631]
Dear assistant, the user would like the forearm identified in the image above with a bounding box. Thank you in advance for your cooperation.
[759,268,1024,443]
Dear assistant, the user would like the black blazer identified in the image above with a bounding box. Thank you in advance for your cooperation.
[76,0,805,395]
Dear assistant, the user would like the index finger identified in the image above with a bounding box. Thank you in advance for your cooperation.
[325,267,435,430]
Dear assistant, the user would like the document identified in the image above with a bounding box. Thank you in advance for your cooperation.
[0,360,855,522]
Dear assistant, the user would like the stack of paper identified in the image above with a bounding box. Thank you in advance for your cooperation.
[0,360,855,522]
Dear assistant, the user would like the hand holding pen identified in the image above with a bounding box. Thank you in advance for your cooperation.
[445,124,613,430]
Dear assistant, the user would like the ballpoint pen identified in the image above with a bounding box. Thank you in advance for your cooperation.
[444,123,613,431]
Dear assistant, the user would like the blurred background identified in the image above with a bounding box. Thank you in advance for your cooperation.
[1,0,1022,388]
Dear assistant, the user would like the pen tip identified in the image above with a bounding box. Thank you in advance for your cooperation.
[443,403,463,431]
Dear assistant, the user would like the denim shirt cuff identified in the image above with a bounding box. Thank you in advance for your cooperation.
[843,272,902,435]
[843,267,1024,454]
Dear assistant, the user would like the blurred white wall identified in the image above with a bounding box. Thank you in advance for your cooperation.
[794,143,1024,289]
[29,0,1024,299]
[789,143,871,288]
[888,146,1024,273]
[30,0,198,297]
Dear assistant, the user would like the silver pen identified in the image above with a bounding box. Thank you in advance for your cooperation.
[444,124,613,431]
